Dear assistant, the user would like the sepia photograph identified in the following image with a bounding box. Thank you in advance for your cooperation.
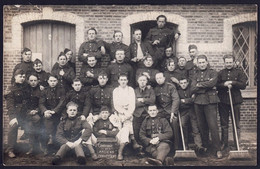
[2,3,258,167]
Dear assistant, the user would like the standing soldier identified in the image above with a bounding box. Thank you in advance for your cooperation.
[217,55,247,150]
[191,55,222,158]
[11,48,34,84]
[32,59,50,91]
[106,49,134,87]
[79,55,102,89]
[104,30,130,63]
[39,74,66,155]
[78,28,106,68]
[186,44,199,79]
[154,72,180,150]
[5,69,29,158]
[84,72,113,126]
[145,15,180,67]
[129,29,155,69]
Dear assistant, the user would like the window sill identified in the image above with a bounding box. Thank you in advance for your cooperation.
[241,87,257,98]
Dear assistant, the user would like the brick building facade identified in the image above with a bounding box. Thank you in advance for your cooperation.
[3,5,257,143]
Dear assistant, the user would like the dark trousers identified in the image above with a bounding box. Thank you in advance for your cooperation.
[145,142,171,162]
[27,114,41,148]
[7,116,24,152]
[43,115,60,146]
[194,104,221,152]
[188,107,203,148]
[133,113,147,145]
[56,144,85,158]
[218,103,241,147]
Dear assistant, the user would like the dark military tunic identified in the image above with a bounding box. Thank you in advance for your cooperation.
[154,83,180,118]
[51,64,76,91]
[34,70,50,89]
[139,116,173,146]
[185,60,198,79]
[191,68,220,105]
[26,85,42,114]
[136,67,159,87]
[177,84,194,116]
[104,41,130,62]
[56,116,92,145]
[79,65,102,87]
[78,40,104,65]
[84,85,113,116]
[217,68,247,104]
[39,86,66,116]
[106,62,134,87]
[93,119,119,138]
[11,61,34,84]
[164,70,181,87]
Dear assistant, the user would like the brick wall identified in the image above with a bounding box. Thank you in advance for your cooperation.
[3,5,257,143]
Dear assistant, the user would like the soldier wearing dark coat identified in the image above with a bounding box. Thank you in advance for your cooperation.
[39,74,66,153]
[5,69,29,158]
[185,44,199,79]
[52,102,92,165]
[11,48,34,84]
[145,15,180,67]
[51,52,76,92]
[191,55,222,159]
[78,28,106,68]
[160,46,178,72]
[217,54,247,150]
[32,59,50,90]
[140,104,173,166]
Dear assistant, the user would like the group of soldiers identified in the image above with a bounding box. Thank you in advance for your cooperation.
[5,15,247,166]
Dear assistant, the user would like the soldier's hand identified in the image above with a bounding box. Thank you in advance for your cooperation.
[44,111,52,118]
[40,85,45,91]
[59,69,65,76]
[174,33,180,40]
[80,115,86,121]
[131,57,137,62]
[98,130,107,135]
[228,84,232,89]
[83,53,88,57]
[181,99,185,103]
[137,98,144,102]
[66,141,75,148]
[152,40,160,45]
[86,71,94,77]
[29,110,38,115]
[9,118,18,127]
[142,72,150,79]
[101,46,106,55]
[171,77,179,84]
[111,59,116,63]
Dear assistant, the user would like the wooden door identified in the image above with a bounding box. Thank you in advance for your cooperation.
[23,21,75,72]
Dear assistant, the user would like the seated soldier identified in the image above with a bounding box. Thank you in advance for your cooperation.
[140,104,174,166]
[135,55,159,87]
[85,106,119,161]
[25,73,42,155]
[64,48,76,72]
[79,55,102,89]
[62,78,88,120]
[39,74,66,155]
[32,59,50,91]
[52,102,92,165]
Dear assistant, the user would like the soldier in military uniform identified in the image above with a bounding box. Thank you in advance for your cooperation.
[154,72,180,150]
[175,56,189,78]
[191,55,222,158]
[11,48,34,84]
[134,74,156,149]
[160,46,178,72]
[84,72,113,126]
[217,54,247,150]
[164,59,181,87]
[106,49,134,87]
[78,28,106,68]
[145,15,180,67]
[62,79,88,120]
[39,74,66,154]
[186,44,199,79]
[52,102,92,165]
[25,73,42,155]
[64,48,76,72]
[129,29,155,69]
[139,104,173,166]
[104,30,130,63]
[5,69,29,158]
[51,52,76,92]
[79,55,102,89]
[135,55,160,87]
[32,59,50,91]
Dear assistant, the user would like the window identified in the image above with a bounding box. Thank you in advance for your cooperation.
[233,22,257,87]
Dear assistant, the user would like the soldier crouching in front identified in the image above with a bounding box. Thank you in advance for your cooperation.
[52,102,92,165]
[139,104,174,166]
